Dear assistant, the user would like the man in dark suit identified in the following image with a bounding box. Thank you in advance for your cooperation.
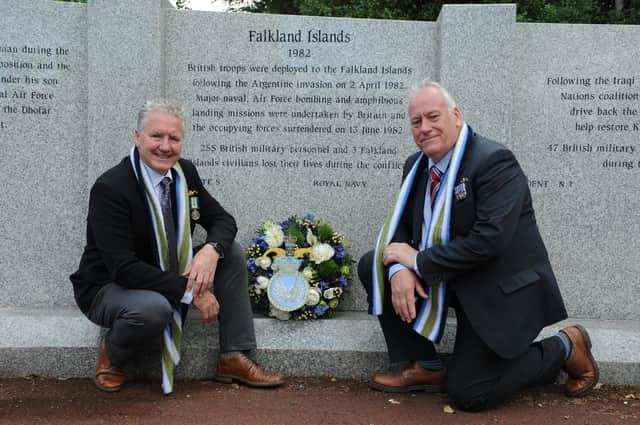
[358,81,598,411]
[71,100,283,393]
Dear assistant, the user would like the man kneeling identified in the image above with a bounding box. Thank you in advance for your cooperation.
[359,81,598,411]
[70,100,283,394]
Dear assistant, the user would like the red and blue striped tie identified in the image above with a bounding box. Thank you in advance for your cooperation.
[429,166,442,210]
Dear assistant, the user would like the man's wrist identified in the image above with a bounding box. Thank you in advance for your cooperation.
[388,263,407,281]
[206,241,224,259]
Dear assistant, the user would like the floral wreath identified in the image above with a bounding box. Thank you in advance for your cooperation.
[246,214,353,320]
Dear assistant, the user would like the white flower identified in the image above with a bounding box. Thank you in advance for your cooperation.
[306,229,318,246]
[254,287,262,295]
[264,224,284,248]
[310,243,334,264]
[255,256,272,270]
[269,305,290,320]
[305,287,321,306]
[323,288,337,299]
[302,267,315,281]
[255,276,270,289]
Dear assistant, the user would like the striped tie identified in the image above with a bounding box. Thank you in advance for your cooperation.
[429,166,442,210]
[159,177,178,272]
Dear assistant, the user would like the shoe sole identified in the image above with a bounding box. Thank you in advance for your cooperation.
[214,374,284,388]
[94,379,123,393]
[369,381,445,393]
[565,324,600,398]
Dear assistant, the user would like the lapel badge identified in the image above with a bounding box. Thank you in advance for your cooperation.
[188,190,200,220]
[454,177,468,201]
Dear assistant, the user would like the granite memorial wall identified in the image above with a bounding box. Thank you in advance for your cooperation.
[0,0,87,308]
[0,0,638,369]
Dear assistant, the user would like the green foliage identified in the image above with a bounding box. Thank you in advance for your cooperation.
[225,0,640,24]
[175,0,189,9]
[316,259,338,280]
[315,223,334,242]
[52,0,640,23]
[284,224,305,244]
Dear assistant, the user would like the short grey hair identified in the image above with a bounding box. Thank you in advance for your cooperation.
[137,99,185,131]
[408,80,457,111]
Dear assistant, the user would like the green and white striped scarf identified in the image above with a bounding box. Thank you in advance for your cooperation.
[371,125,469,343]
[130,146,193,395]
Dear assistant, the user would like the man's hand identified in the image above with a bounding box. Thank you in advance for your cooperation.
[183,244,219,297]
[192,291,220,322]
[390,269,428,323]
[383,243,418,269]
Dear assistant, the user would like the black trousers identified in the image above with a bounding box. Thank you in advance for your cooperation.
[358,251,438,364]
[358,250,566,411]
[87,241,257,367]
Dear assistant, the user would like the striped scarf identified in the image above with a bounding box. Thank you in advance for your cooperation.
[129,146,193,395]
[372,125,469,343]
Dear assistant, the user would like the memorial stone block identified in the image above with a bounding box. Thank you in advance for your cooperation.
[0,0,638,383]
[511,23,640,319]
[0,0,86,307]
[166,11,437,309]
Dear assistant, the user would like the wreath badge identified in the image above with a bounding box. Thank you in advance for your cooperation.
[246,214,353,320]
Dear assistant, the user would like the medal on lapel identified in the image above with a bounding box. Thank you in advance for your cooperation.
[188,190,200,220]
[454,177,468,201]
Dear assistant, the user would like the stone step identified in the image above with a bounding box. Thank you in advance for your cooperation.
[1,307,638,385]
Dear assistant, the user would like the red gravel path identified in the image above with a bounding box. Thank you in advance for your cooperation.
[1,377,638,424]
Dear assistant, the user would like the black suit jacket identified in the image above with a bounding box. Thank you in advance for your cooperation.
[393,131,567,359]
[70,157,237,314]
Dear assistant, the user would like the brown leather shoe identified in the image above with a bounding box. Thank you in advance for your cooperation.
[94,338,125,392]
[215,353,284,388]
[369,362,446,393]
[560,325,599,397]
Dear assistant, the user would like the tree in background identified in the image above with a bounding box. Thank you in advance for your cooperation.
[225,0,640,24]
[50,0,640,23]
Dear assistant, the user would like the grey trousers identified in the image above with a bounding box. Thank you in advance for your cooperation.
[87,241,257,367]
